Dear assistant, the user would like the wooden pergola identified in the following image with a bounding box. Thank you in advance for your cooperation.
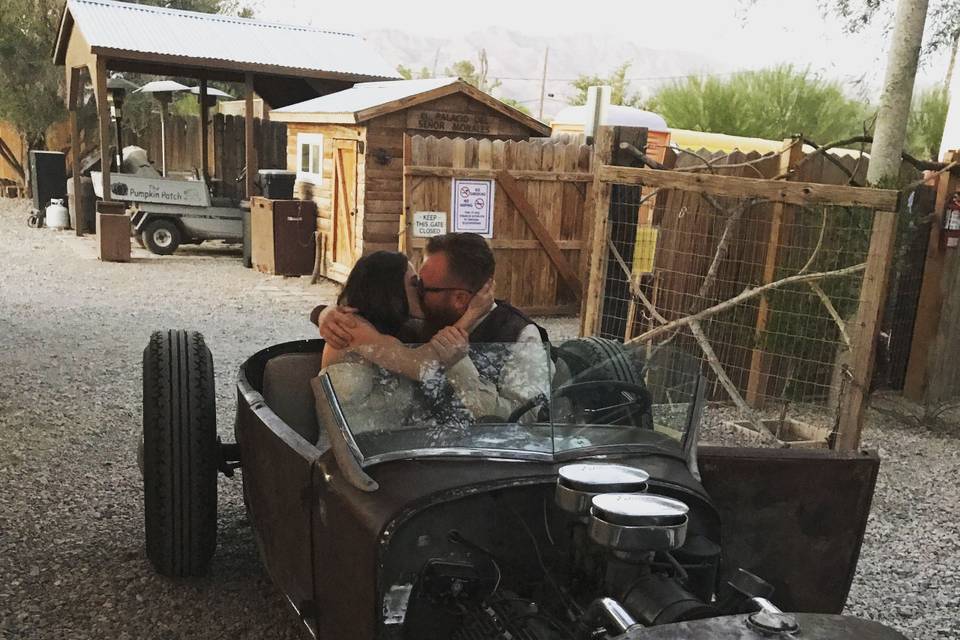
[52,0,398,235]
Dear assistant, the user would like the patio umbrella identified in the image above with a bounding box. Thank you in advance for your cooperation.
[133,81,191,176]
[188,85,234,99]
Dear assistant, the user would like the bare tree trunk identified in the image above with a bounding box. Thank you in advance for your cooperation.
[944,30,959,93]
[868,0,929,186]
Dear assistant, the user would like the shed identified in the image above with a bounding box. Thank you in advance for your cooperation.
[270,78,551,283]
[53,0,397,236]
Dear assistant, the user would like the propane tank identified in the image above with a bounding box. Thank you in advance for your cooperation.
[45,199,69,230]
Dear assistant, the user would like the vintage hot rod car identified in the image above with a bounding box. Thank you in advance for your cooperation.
[140,330,906,639]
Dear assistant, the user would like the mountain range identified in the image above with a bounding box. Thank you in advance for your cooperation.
[363,28,728,120]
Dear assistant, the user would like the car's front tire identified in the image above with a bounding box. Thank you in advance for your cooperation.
[142,219,181,255]
[142,330,218,577]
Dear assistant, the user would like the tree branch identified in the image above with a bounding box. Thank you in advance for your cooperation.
[627,262,867,345]
[808,282,852,348]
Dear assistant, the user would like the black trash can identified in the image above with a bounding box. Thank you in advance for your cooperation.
[258,170,296,200]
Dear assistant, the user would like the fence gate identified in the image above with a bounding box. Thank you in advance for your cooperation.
[401,134,594,316]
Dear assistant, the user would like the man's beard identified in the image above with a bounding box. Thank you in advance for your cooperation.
[422,304,463,339]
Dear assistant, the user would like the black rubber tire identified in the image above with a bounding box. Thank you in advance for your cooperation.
[555,337,653,428]
[142,330,218,577]
[142,219,181,255]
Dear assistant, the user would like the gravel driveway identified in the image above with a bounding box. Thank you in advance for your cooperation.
[0,198,956,639]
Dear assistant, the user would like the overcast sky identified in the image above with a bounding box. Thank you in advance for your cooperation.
[264,0,951,99]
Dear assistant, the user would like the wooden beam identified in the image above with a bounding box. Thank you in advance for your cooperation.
[495,169,583,299]
[597,165,900,210]
[581,127,616,336]
[745,139,804,407]
[409,238,584,250]
[835,210,898,451]
[244,72,256,200]
[400,133,412,255]
[405,166,593,182]
[903,152,960,401]
[95,56,111,202]
[68,67,83,236]
[199,76,209,183]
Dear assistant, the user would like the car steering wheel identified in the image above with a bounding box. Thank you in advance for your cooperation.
[506,380,653,425]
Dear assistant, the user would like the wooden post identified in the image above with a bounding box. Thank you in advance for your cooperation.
[744,138,804,407]
[69,67,83,236]
[244,73,257,200]
[199,77,209,183]
[580,126,615,336]
[400,133,412,255]
[835,209,898,450]
[903,152,960,401]
[95,57,111,202]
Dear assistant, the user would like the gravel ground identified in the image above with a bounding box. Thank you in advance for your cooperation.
[0,198,957,639]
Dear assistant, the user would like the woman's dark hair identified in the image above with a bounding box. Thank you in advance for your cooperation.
[337,251,410,336]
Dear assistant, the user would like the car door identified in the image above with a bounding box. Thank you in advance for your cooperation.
[237,390,322,628]
[698,446,880,613]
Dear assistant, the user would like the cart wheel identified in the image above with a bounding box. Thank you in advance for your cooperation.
[142,219,181,255]
[142,330,218,577]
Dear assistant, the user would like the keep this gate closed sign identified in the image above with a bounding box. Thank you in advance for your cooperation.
[451,178,494,238]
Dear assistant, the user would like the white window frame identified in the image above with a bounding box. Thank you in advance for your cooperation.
[296,133,324,185]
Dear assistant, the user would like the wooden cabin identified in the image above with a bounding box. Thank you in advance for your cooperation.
[270,77,550,283]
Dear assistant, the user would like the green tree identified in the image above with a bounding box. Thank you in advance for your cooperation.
[397,64,433,80]
[0,0,253,150]
[499,98,531,115]
[646,65,871,144]
[568,62,642,107]
[446,50,501,94]
[0,0,65,148]
[906,85,950,159]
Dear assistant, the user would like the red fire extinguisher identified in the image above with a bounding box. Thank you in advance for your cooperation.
[944,192,960,248]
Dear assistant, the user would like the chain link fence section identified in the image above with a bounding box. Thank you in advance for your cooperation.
[588,151,895,443]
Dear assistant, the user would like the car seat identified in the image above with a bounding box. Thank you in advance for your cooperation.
[260,351,323,444]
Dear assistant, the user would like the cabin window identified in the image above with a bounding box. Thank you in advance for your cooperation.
[296,133,324,184]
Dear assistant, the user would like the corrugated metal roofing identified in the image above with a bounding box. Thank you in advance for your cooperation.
[61,0,398,79]
[273,78,460,115]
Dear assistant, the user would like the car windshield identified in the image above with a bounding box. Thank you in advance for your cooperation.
[322,341,702,465]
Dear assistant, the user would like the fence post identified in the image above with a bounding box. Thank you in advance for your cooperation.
[745,138,804,407]
[903,152,960,401]
[580,126,615,336]
[400,133,412,254]
[835,208,898,450]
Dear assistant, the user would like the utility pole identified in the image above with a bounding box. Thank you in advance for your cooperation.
[538,47,550,120]
[868,0,929,185]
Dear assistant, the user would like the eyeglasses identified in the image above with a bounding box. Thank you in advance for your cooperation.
[412,275,474,296]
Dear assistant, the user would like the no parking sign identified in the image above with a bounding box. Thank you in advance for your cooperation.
[451,178,494,238]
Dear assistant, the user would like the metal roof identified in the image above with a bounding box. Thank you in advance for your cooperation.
[273,78,460,116]
[55,0,399,81]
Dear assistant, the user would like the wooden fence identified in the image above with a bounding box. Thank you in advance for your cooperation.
[401,135,595,315]
[124,114,286,199]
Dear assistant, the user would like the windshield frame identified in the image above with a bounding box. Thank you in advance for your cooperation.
[317,361,706,469]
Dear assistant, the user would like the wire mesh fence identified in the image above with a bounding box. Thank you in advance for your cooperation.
[588,153,896,442]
